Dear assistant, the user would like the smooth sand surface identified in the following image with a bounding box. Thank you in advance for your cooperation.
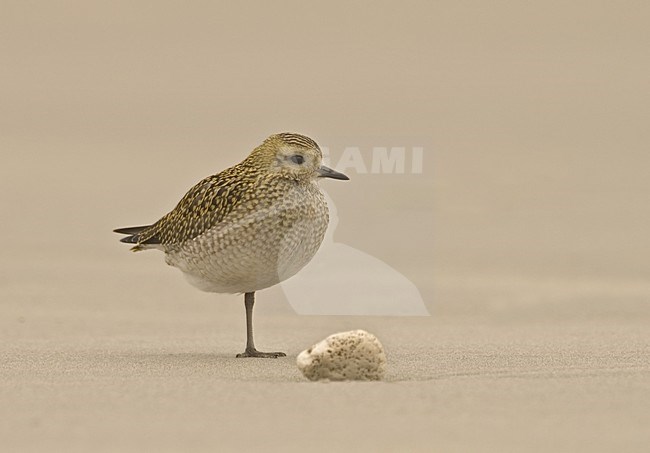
[2,2,650,452]
[2,273,649,452]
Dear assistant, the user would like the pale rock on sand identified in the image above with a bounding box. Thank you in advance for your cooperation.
[296,330,386,381]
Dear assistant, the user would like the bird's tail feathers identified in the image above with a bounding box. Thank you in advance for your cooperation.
[113,225,159,252]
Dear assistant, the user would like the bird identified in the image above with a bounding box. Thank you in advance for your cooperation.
[114,132,349,358]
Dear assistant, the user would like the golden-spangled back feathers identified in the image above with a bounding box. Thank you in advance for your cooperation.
[137,167,255,247]
[121,132,322,250]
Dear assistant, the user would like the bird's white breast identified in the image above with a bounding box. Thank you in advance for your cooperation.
[164,182,329,294]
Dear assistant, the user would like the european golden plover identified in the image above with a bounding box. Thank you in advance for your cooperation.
[114,133,349,357]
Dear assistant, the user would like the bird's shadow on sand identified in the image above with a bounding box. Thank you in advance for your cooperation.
[114,351,297,362]
[106,350,305,381]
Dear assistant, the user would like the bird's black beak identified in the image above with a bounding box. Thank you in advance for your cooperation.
[316,165,349,180]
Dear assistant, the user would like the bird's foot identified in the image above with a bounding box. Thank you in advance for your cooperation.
[236,348,286,359]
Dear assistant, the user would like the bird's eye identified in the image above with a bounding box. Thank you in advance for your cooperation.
[290,154,305,165]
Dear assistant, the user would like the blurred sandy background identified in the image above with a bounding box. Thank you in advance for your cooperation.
[1,1,649,452]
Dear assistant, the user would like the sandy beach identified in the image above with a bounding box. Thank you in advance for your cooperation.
[2,2,649,452]
[2,298,649,452]
[2,253,649,452]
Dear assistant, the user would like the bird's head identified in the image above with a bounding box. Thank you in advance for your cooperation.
[248,133,349,182]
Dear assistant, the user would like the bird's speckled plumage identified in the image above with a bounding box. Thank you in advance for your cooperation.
[116,132,346,294]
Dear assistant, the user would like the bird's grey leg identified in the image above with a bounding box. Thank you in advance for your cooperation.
[235,292,286,358]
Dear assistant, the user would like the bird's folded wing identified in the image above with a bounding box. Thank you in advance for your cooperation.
[139,167,256,246]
